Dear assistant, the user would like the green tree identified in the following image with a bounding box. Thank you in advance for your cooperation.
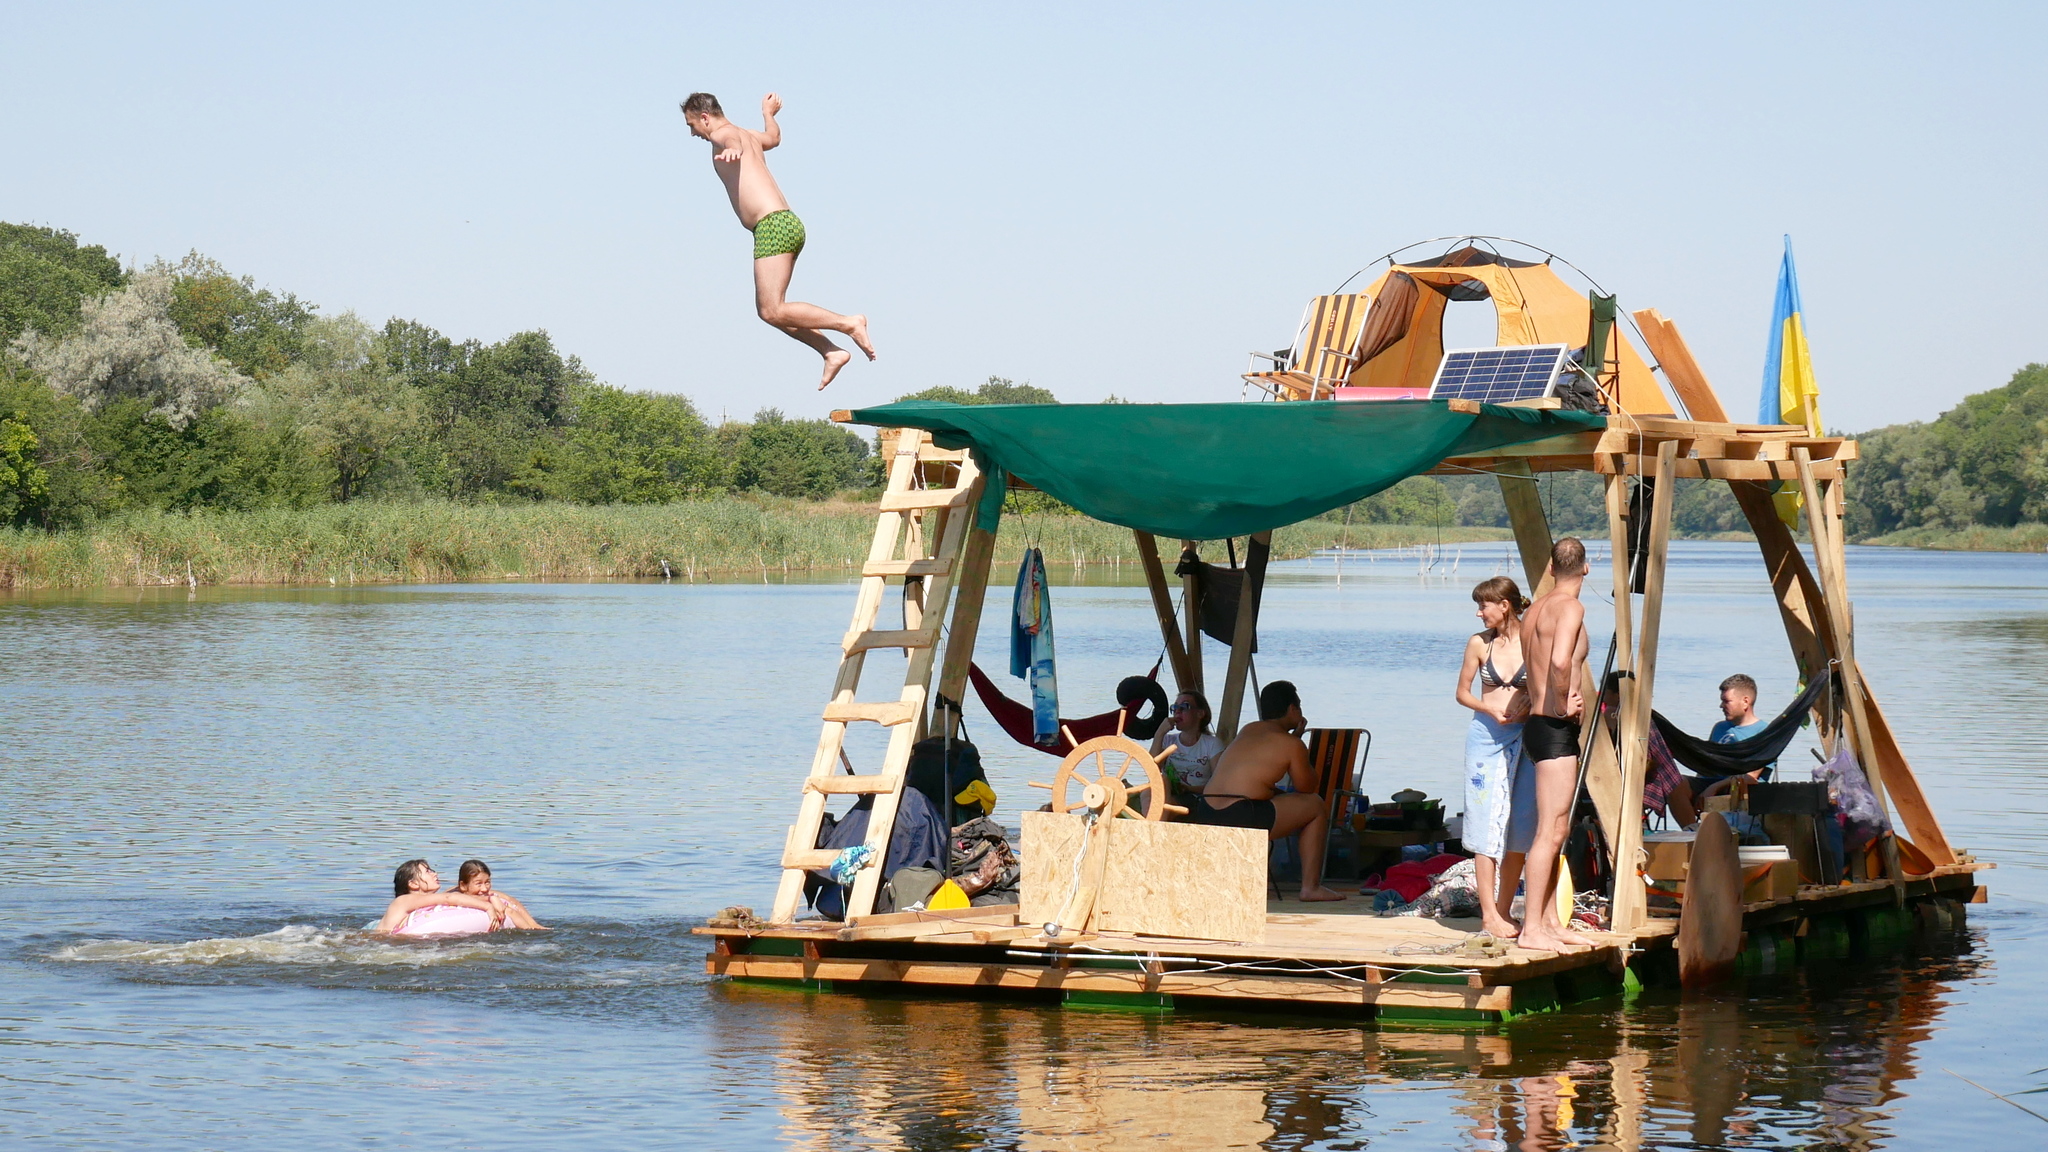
[1852,363,2048,534]
[723,408,870,499]
[894,376,1059,406]
[12,270,247,430]
[0,223,126,345]
[0,410,50,526]
[163,253,317,380]
[248,313,417,501]
[515,383,722,503]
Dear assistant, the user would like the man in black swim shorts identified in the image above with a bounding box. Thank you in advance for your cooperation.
[1516,538,1595,952]
[1189,681,1349,902]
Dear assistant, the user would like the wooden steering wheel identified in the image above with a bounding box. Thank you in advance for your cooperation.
[1029,721,1185,821]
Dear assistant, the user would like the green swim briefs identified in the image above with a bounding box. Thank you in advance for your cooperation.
[751,209,806,260]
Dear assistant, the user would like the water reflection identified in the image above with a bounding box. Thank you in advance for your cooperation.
[709,936,1984,1151]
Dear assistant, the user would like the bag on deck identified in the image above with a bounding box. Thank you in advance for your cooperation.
[948,816,1020,902]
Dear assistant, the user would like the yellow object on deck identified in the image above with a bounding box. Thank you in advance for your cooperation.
[926,880,971,911]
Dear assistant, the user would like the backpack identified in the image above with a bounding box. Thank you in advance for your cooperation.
[906,733,990,827]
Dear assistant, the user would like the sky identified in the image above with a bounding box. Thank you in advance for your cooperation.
[4,2,2042,431]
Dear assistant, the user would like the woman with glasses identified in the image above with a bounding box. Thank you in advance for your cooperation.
[1151,690,1224,801]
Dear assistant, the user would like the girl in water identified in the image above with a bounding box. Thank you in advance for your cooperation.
[454,859,547,930]
[1454,577,1538,939]
[377,859,505,936]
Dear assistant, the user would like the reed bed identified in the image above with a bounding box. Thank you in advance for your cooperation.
[0,499,1513,590]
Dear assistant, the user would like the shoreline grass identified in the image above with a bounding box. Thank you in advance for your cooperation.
[1859,524,2048,552]
[0,499,1516,590]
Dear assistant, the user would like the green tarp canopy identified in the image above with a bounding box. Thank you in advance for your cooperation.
[844,400,1606,540]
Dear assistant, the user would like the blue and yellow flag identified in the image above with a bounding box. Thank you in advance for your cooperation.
[1761,236,1822,528]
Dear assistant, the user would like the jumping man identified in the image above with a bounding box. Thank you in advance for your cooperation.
[1517,537,1595,953]
[680,91,875,389]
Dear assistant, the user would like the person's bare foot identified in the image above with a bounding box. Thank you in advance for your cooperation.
[1516,928,1591,953]
[1297,885,1349,902]
[818,348,853,390]
[846,315,876,361]
[1480,913,1521,939]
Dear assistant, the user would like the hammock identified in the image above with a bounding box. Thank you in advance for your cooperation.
[1649,669,1832,781]
[966,662,1167,757]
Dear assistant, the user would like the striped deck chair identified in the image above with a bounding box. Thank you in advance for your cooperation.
[1243,294,1371,401]
[1271,727,1372,894]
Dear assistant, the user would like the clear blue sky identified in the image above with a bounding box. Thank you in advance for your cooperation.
[5,2,2041,430]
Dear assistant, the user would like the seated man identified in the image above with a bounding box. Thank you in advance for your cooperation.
[1691,673,1776,801]
[1185,680,1347,902]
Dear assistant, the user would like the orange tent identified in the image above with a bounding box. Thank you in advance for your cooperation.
[1344,244,1673,416]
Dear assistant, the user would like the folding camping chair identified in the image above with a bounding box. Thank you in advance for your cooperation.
[1242,294,1372,401]
[1270,727,1373,895]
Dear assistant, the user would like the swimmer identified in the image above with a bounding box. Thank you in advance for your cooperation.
[376,859,504,936]
[455,859,547,930]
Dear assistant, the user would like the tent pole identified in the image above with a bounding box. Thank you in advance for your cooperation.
[1216,532,1271,741]
[1181,541,1205,694]
[1133,530,1194,695]
[934,501,998,740]
[1610,445,1672,933]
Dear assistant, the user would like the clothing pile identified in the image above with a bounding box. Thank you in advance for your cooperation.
[1370,854,1480,918]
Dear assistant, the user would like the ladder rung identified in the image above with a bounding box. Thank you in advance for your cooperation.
[843,627,938,654]
[822,701,918,726]
[805,774,901,795]
[878,487,974,512]
[918,446,969,462]
[861,558,954,578]
[782,847,841,870]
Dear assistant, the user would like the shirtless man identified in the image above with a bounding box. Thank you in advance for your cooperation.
[1185,681,1347,902]
[1517,538,1594,952]
[680,91,875,389]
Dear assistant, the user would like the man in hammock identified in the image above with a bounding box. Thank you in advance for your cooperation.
[1187,681,1348,902]
[680,91,876,389]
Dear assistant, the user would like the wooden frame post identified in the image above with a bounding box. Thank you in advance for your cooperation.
[1181,541,1205,694]
[1216,532,1271,741]
[1610,440,1675,932]
[1133,530,1194,694]
[1794,450,1882,808]
[934,510,998,739]
[1496,459,1555,596]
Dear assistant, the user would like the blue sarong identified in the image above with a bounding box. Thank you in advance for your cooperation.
[1464,712,1536,859]
[1009,548,1059,746]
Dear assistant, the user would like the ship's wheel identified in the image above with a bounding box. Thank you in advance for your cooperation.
[1030,721,1185,820]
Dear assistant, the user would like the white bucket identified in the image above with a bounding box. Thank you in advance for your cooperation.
[1738,846,1791,865]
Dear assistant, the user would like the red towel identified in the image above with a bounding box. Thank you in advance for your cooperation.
[1378,853,1462,902]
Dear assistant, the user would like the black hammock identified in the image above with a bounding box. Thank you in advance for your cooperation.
[1647,668,1831,781]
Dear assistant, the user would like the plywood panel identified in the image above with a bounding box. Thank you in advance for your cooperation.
[1021,811,1267,943]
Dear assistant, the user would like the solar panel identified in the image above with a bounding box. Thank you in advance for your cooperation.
[1426,344,1574,405]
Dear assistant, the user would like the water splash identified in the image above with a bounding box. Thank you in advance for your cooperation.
[50,924,557,968]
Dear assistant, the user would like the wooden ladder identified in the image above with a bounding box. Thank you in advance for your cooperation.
[768,429,985,923]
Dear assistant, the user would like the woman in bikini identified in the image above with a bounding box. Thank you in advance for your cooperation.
[1454,576,1538,939]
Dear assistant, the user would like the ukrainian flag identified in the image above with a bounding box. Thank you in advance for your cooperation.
[1761,236,1822,527]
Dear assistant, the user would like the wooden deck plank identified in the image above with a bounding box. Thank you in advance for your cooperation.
[708,954,1514,1011]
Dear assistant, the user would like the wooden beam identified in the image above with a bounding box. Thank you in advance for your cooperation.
[1592,473,1635,882]
[1495,458,1554,596]
[1727,480,1832,686]
[1794,449,1882,811]
[1216,532,1271,741]
[1599,457,1844,482]
[1611,442,1675,932]
[934,513,998,738]
[1856,674,1957,865]
[1133,530,1194,694]
[1632,309,1731,423]
[1181,541,1205,694]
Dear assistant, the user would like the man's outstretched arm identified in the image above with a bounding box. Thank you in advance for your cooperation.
[757,92,783,149]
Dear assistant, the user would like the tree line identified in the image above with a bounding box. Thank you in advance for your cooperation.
[0,222,902,528]
[8,221,2038,540]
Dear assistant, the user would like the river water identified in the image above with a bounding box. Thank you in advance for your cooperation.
[3,541,2044,1149]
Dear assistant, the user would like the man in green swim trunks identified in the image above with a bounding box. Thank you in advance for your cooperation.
[681,91,876,389]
